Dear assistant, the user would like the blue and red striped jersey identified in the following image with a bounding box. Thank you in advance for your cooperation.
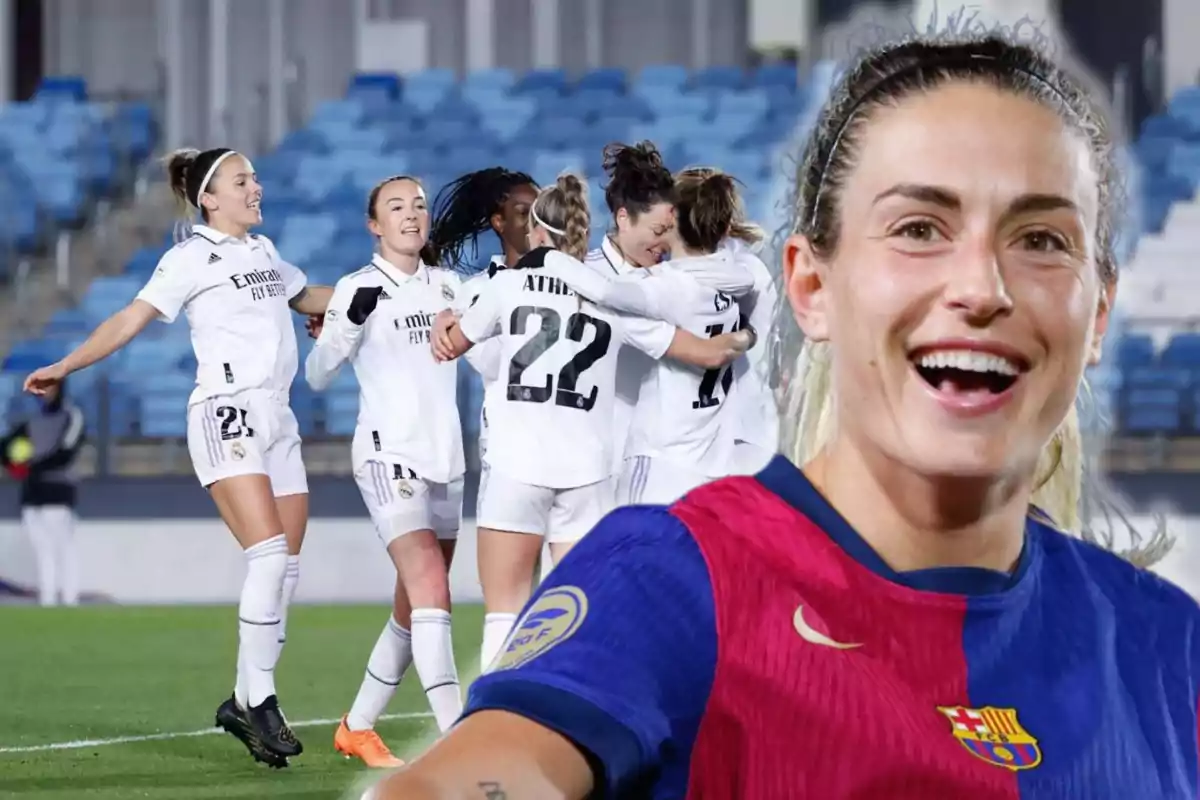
[465,456,1200,798]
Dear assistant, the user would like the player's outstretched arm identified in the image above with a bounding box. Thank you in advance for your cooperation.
[24,300,158,395]
[364,711,593,800]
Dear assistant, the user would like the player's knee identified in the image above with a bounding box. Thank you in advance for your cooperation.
[389,528,452,609]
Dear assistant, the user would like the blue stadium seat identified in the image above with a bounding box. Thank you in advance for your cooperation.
[1125,367,1191,390]
[752,63,798,91]
[36,76,87,103]
[1162,334,1200,368]
[1115,335,1155,370]
[514,68,568,95]
[576,68,626,95]
[692,66,744,92]
[1123,388,1183,435]
[348,73,401,104]
[635,65,689,91]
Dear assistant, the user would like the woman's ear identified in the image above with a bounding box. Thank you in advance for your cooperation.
[783,234,830,342]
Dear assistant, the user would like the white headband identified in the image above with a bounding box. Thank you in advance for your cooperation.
[531,203,565,236]
[192,150,238,208]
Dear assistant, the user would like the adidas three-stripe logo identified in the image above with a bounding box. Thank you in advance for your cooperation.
[208,253,221,264]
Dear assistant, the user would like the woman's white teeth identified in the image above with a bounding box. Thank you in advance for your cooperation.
[916,351,1019,376]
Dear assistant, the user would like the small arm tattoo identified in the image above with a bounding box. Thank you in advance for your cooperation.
[478,782,508,799]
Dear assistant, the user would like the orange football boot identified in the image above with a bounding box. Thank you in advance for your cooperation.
[334,716,405,768]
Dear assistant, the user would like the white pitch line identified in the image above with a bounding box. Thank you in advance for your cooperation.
[0,711,435,754]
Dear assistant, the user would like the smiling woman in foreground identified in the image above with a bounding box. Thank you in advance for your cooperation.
[363,33,1196,800]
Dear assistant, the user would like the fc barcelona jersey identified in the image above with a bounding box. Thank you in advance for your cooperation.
[465,456,1200,798]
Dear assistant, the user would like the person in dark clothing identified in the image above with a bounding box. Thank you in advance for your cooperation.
[0,379,85,606]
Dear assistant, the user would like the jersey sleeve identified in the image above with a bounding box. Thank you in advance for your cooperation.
[304,278,362,391]
[464,506,717,797]
[135,248,199,323]
[457,274,504,382]
[544,256,681,324]
[611,309,676,361]
[259,235,308,300]
[457,280,504,344]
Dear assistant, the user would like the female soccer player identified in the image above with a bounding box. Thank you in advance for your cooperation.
[24,147,332,769]
[365,34,1189,799]
[422,168,538,543]
[305,175,468,766]
[432,173,753,670]
[542,167,757,504]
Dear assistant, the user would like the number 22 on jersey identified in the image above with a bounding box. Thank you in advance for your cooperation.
[506,305,611,411]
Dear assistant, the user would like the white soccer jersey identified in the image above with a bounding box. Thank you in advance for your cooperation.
[723,240,780,453]
[620,254,745,476]
[583,237,654,476]
[460,257,507,455]
[136,225,307,406]
[305,255,465,483]
[457,248,675,489]
[459,256,506,385]
[558,248,749,476]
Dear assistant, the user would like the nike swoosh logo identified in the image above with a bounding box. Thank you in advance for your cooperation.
[793,605,862,650]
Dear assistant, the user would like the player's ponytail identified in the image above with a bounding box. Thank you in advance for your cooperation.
[163,146,238,240]
[531,173,591,261]
[675,167,739,254]
[729,219,766,248]
[164,148,200,218]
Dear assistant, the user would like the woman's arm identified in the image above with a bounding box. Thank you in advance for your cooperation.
[289,284,334,315]
[664,326,755,370]
[365,711,593,800]
[25,300,159,394]
[431,310,476,362]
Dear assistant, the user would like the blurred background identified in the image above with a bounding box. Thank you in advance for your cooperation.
[0,0,1194,603]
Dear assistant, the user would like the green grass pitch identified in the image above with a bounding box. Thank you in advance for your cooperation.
[0,604,486,799]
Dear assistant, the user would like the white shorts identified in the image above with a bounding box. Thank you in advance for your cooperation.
[355,460,464,544]
[186,392,308,497]
[476,469,612,544]
[619,455,710,506]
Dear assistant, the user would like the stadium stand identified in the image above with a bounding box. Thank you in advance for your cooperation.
[1111,85,1200,438]
[5,64,1198,447]
[0,64,809,446]
[0,76,155,441]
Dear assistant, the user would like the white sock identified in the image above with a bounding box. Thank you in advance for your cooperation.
[410,608,461,732]
[235,534,288,708]
[275,555,301,661]
[346,616,413,731]
[481,612,517,672]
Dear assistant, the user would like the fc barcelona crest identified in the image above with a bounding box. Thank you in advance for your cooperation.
[937,706,1042,771]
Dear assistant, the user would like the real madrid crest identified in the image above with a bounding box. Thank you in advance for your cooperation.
[441,283,455,302]
[396,479,415,499]
[230,441,246,460]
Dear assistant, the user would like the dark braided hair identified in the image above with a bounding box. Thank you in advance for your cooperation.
[426,167,537,273]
